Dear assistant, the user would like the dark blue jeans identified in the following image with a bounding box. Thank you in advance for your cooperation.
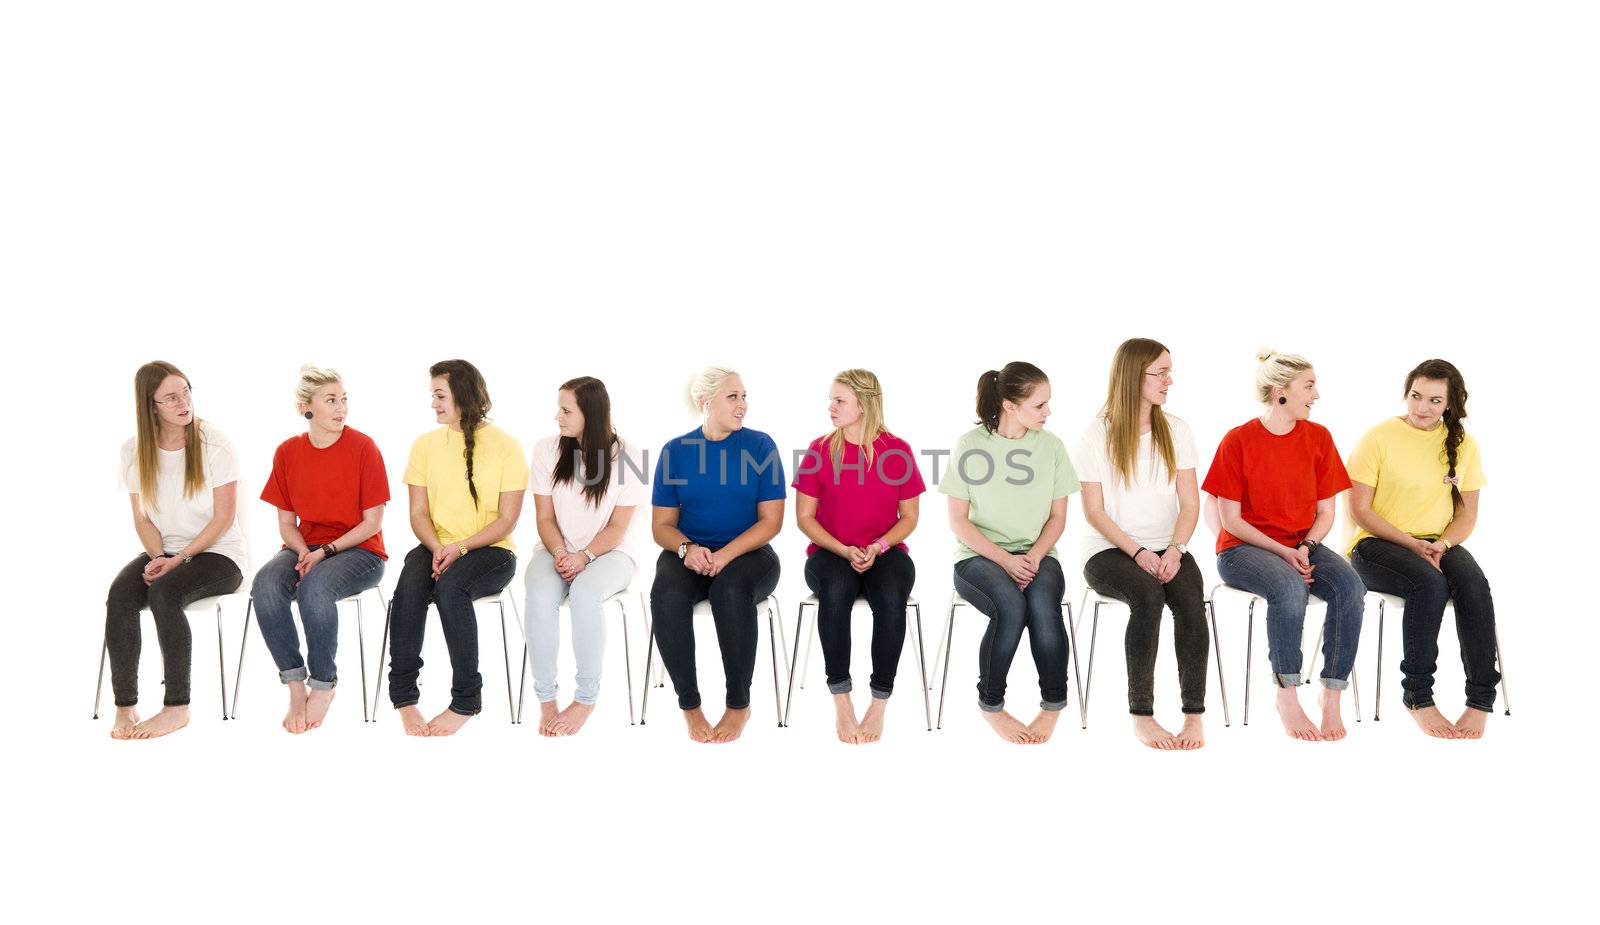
[1216,542,1365,688]
[251,547,385,689]
[1349,538,1499,712]
[803,547,915,699]
[650,545,781,711]
[387,543,516,716]
[953,554,1069,713]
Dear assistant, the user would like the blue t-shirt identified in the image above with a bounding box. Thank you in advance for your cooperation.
[652,426,787,547]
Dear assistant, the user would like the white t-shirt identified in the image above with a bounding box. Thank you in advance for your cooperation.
[1073,413,1198,563]
[119,421,248,572]
[529,434,650,566]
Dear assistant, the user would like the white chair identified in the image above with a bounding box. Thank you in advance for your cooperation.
[638,594,788,727]
[514,588,651,726]
[1363,591,1512,722]
[92,590,251,722]
[227,586,388,722]
[781,593,932,731]
[1075,587,1233,729]
[370,586,523,724]
[1207,583,1362,726]
[931,589,1084,730]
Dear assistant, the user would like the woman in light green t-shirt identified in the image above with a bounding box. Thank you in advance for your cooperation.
[938,362,1079,745]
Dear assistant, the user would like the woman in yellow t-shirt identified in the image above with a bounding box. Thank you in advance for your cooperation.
[385,359,528,737]
[1347,359,1498,740]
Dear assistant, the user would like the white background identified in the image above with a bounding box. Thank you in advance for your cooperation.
[4,1,1596,921]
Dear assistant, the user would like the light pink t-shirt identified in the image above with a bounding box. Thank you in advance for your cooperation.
[792,433,926,556]
[529,435,650,565]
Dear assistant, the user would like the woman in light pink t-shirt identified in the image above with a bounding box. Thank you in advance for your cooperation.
[793,368,926,744]
[523,376,648,736]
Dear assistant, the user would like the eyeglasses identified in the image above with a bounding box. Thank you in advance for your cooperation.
[152,386,193,408]
[1144,370,1173,382]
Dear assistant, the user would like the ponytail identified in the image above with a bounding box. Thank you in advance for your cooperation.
[974,362,1049,434]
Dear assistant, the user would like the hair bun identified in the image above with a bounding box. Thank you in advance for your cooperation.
[1255,347,1277,364]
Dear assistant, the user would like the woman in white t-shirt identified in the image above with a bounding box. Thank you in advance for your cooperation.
[1075,339,1209,750]
[105,361,246,740]
[524,376,649,735]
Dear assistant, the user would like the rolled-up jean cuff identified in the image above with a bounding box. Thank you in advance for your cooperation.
[1182,706,1206,715]
[1465,702,1494,714]
[978,699,1004,714]
[1403,694,1435,710]
[725,700,750,710]
[278,666,309,684]
[1040,699,1068,713]
[447,704,482,717]
[392,699,419,709]
[1273,672,1301,688]
[307,677,336,691]
[1320,677,1349,690]
[870,687,892,701]
[1130,708,1155,717]
[827,679,853,695]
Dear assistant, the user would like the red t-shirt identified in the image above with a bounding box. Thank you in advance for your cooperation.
[792,433,926,555]
[260,426,391,559]
[1201,418,1351,553]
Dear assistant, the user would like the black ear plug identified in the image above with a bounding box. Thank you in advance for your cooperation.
[304,411,314,419]
[1278,396,1287,405]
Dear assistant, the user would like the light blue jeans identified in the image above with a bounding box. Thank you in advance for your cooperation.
[524,547,636,705]
[1216,542,1365,689]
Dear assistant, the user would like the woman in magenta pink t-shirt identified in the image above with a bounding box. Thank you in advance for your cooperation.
[792,368,926,744]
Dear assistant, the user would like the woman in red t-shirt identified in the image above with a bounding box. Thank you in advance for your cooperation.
[251,365,389,733]
[792,369,926,744]
[1201,349,1362,743]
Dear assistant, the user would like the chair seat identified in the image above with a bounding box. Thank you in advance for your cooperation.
[797,592,919,607]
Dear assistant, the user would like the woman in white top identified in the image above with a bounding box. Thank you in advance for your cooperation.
[524,376,649,735]
[1076,339,1209,749]
[105,361,246,739]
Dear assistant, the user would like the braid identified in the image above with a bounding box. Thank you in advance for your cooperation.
[1442,408,1464,513]
[462,413,481,508]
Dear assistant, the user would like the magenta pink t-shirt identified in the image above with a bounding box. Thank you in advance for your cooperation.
[792,433,926,555]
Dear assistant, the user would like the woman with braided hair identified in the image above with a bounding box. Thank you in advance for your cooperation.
[387,359,527,736]
[1348,359,1498,739]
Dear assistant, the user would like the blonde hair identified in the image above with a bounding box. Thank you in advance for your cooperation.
[1254,347,1313,404]
[684,366,738,415]
[1102,339,1176,486]
[827,368,889,469]
[133,360,205,511]
[294,364,342,410]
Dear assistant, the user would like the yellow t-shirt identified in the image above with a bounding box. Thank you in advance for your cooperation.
[404,424,529,551]
[1345,416,1486,553]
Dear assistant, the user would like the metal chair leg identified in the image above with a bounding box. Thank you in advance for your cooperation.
[930,610,949,693]
[1495,626,1511,716]
[1243,599,1256,726]
[1207,598,1231,727]
[93,637,108,720]
[1374,598,1385,722]
[1350,659,1362,722]
[372,598,391,722]
[767,603,782,727]
[497,601,515,723]
[912,603,931,732]
[229,598,254,720]
[782,601,808,727]
[640,607,656,725]
[1307,625,1324,686]
[936,594,957,730]
[1065,600,1084,730]
[216,603,229,721]
[507,589,527,726]
[356,596,370,724]
[799,614,815,690]
[772,594,788,695]
[620,598,637,725]
[1081,600,1102,729]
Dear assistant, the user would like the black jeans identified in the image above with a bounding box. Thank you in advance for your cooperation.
[1349,538,1499,712]
[650,545,780,711]
[952,554,1069,712]
[803,548,915,699]
[104,552,243,707]
[387,543,516,716]
[1083,548,1208,715]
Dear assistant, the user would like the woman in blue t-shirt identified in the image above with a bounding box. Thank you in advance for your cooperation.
[649,366,785,744]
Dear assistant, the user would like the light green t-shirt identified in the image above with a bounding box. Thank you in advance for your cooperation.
[938,425,1080,562]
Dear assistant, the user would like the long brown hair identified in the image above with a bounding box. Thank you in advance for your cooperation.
[431,359,492,508]
[554,376,618,508]
[1102,338,1177,486]
[975,362,1048,433]
[1404,358,1470,513]
[133,361,205,511]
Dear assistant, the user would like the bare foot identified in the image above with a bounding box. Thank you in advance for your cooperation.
[304,687,335,731]
[110,706,140,740]
[1275,688,1322,741]
[555,702,594,735]
[426,709,472,736]
[130,706,189,739]
[1027,709,1061,743]
[682,707,714,743]
[833,693,861,744]
[1133,715,1177,750]
[538,700,563,737]
[710,707,752,743]
[1174,714,1205,749]
[980,709,1037,744]
[857,699,886,744]
[398,705,431,736]
[1317,687,1347,741]
[1407,704,1458,739]
[281,682,308,734]
[1454,707,1488,739]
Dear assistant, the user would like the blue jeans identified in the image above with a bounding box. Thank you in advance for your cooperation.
[1349,538,1499,711]
[251,547,385,689]
[953,554,1069,713]
[1216,543,1364,688]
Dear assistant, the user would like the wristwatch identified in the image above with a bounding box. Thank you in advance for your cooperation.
[1173,543,1187,556]
[582,548,596,563]
[321,543,339,557]
[677,542,691,560]
[1299,538,1319,553]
